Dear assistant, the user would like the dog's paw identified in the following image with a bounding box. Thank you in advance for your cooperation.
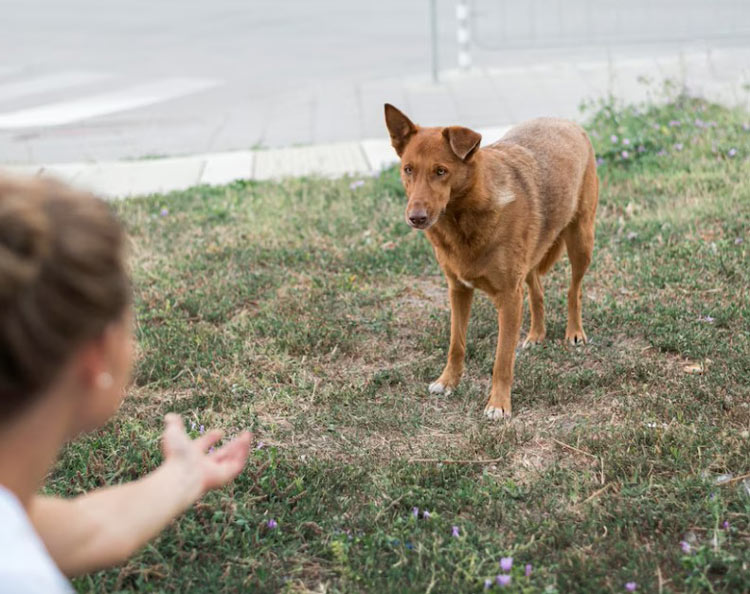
[429,381,453,396]
[565,329,587,346]
[483,405,511,420]
[522,333,545,348]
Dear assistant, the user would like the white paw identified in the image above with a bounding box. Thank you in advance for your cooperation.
[429,381,452,395]
[522,335,545,349]
[484,406,511,420]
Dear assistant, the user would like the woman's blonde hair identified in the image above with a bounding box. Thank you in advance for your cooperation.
[0,176,131,419]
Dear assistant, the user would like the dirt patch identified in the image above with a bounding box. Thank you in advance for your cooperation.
[120,386,196,420]
[396,276,448,313]
[507,394,619,484]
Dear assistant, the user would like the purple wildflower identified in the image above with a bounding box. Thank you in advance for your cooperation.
[199,424,205,435]
[735,237,744,245]
[625,582,637,591]
[596,157,605,167]
[722,520,730,530]
[637,145,646,153]
[621,150,629,159]
[349,180,365,190]
[500,557,513,572]
[698,315,715,323]
[610,134,618,143]
[728,148,737,158]
[484,578,493,590]
[623,138,631,145]
[160,207,169,217]
[209,446,215,453]
[267,519,278,530]
[412,507,419,519]
[674,143,684,151]
[743,123,750,131]
[657,149,667,157]
[669,120,681,127]
[525,564,532,577]
[256,441,265,450]
[423,510,431,519]
[496,574,511,587]
[451,526,460,538]
[680,540,691,553]
[695,118,705,128]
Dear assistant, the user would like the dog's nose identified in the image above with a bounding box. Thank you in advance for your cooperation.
[409,212,428,227]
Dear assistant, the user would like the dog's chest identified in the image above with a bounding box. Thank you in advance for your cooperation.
[428,230,511,294]
[431,241,495,291]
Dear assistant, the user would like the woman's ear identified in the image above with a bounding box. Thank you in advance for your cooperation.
[384,103,418,156]
[68,315,134,434]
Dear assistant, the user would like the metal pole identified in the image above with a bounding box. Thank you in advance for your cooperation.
[456,0,471,71]
[430,0,439,83]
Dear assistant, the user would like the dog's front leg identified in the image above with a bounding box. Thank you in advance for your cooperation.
[429,282,474,395]
[484,285,523,419]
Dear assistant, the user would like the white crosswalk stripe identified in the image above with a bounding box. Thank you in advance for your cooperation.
[0,71,113,103]
[0,77,222,129]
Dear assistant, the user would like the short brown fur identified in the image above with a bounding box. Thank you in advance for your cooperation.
[384,104,598,418]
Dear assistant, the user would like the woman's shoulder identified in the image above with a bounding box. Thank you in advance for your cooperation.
[0,486,72,593]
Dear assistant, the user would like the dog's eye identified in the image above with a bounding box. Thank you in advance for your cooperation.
[436,167,447,176]
[403,165,413,175]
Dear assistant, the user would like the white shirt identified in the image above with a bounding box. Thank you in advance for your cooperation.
[0,485,72,593]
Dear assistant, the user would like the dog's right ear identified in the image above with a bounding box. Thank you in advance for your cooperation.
[384,104,417,156]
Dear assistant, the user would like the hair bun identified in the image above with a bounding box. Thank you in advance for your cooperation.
[0,187,51,301]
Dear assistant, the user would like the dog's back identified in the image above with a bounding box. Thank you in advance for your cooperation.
[489,117,597,264]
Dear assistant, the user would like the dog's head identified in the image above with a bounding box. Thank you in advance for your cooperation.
[384,104,481,230]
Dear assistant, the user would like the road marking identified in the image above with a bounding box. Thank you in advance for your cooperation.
[0,71,113,103]
[0,77,221,129]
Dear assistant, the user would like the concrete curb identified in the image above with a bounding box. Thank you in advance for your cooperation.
[0,125,512,199]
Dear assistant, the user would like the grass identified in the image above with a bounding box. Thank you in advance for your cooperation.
[49,92,750,593]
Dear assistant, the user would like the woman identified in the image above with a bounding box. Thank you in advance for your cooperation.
[0,176,251,592]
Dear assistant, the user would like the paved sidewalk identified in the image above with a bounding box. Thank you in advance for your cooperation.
[1,48,749,199]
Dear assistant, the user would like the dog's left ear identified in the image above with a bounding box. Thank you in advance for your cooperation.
[442,126,481,161]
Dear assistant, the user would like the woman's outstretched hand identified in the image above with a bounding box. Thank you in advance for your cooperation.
[161,413,252,498]
[32,415,253,577]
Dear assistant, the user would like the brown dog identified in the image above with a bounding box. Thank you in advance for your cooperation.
[384,104,598,419]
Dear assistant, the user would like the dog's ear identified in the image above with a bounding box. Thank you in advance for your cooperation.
[442,126,482,161]
[384,104,417,156]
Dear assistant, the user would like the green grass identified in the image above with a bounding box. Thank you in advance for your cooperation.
[49,93,750,593]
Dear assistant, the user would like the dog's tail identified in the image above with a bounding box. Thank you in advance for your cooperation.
[536,236,565,276]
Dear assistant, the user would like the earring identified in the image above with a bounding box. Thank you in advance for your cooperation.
[96,372,114,389]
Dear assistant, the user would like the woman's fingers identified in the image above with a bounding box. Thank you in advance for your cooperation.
[212,432,251,462]
[163,413,185,436]
[162,414,191,457]
[194,429,223,452]
[206,433,252,486]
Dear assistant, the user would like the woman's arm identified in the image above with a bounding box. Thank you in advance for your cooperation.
[29,414,251,576]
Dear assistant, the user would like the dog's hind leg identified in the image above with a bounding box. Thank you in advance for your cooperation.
[563,160,598,345]
[522,270,546,347]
